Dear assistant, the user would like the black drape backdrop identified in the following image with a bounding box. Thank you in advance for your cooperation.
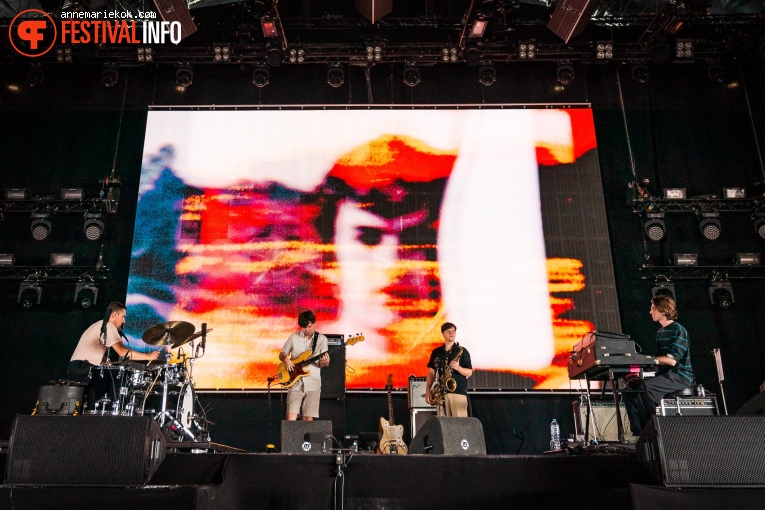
[1,57,763,451]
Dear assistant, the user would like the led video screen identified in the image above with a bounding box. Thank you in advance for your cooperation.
[126,107,619,389]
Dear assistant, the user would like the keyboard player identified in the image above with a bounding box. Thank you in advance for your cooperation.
[623,295,694,436]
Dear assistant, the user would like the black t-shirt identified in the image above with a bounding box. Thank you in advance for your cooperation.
[427,344,472,396]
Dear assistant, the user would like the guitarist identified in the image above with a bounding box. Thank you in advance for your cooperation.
[425,322,473,417]
[279,310,330,420]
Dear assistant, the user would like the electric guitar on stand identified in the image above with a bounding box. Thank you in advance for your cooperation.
[273,334,364,388]
[378,374,408,454]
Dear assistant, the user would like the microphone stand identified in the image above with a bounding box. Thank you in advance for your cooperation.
[266,376,276,449]
[712,348,729,415]
[159,331,170,428]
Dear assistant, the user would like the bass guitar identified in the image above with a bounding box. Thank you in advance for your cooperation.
[378,374,408,454]
[273,334,364,388]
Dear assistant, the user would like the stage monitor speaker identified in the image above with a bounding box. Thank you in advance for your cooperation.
[150,0,197,41]
[409,417,486,455]
[5,415,165,486]
[280,420,332,454]
[410,408,437,438]
[637,416,765,487]
[321,334,346,400]
[547,0,598,43]
[735,391,765,416]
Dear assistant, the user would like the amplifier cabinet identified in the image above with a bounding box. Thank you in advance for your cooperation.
[572,399,636,442]
[408,376,434,409]
[658,397,718,417]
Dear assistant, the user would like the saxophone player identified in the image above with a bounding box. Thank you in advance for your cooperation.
[425,323,473,417]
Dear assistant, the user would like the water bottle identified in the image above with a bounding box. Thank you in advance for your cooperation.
[550,419,561,451]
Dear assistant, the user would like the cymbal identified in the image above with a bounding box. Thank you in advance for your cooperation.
[142,321,195,346]
[172,328,213,348]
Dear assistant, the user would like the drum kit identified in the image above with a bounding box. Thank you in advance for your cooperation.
[84,321,210,442]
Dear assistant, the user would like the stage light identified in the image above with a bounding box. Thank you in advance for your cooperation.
[175,67,193,89]
[61,188,83,200]
[56,47,73,63]
[267,46,284,67]
[74,282,99,309]
[403,66,420,87]
[643,212,666,242]
[648,40,671,64]
[365,42,383,62]
[84,213,104,241]
[327,64,345,88]
[478,65,496,86]
[595,41,613,60]
[663,188,686,199]
[754,214,765,239]
[0,254,14,266]
[261,17,278,38]
[723,187,745,199]
[519,41,536,59]
[50,253,75,266]
[469,20,488,38]
[3,188,28,200]
[673,253,698,266]
[631,65,649,84]
[288,47,306,64]
[556,64,574,86]
[101,67,118,87]
[252,67,270,88]
[441,46,458,63]
[708,280,734,309]
[213,43,231,62]
[18,283,42,310]
[675,39,693,58]
[651,280,675,300]
[137,47,154,63]
[27,66,44,87]
[31,213,51,241]
[698,211,721,240]
[708,64,727,84]
[736,253,760,266]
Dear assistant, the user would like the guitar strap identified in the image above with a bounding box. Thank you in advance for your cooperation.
[311,331,318,354]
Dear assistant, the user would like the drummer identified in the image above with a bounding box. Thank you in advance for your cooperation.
[67,301,165,383]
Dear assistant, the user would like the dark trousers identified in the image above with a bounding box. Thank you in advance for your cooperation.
[624,371,691,435]
[67,360,95,383]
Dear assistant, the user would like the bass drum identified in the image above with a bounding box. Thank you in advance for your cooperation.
[141,382,196,430]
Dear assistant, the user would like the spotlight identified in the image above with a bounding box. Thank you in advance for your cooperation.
[0,254,15,266]
[675,39,693,59]
[478,65,496,86]
[643,212,666,242]
[61,188,83,200]
[3,188,28,199]
[137,47,154,63]
[327,64,345,88]
[663,188,686,199]
[50,253,75,266]
[288,47,306,64]
[261,17,278,38]
[74,282,99,309]
[26,66,44,87]
[18,283,42,310]
[651,280,676,300]
[631,65,649,84]
[698,211,721,240]
[673,253,698,266]
[441,46,458,63]
[707,64,727,84]
[213,43,231,62]
[84,212,104,241]
[267,45,284,67]
[647,40,671,64]
[708,280,734,309]
[556,64,574,86]
[403,66,420,87]
[101,66,118,87]
[468,19,488,38]
[175,67,193,89]
[252,67,270,88]
[519,41,536,59]
[754,214,765,239]
[595,41,614,60]
[364,42,384,62]
[723,187,745,199]
[30,213,51,241]
[736,253,761,266]
[462,46,482,67]
[56,47,74,63]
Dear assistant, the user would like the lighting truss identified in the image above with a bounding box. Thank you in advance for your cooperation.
[640,265,765,280]
[0,266,108,281]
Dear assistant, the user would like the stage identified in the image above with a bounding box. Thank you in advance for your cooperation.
[2,447,762,510]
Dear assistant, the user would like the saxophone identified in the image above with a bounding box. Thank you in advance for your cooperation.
[430,346,464,406]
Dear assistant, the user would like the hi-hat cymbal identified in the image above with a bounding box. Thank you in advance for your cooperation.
[172,328,213,348]
[142,321,195,346]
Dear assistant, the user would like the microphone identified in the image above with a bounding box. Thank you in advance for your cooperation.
[100,306,112,338]
[201,322,207,351]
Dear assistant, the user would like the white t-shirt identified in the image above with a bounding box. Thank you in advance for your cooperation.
[70,321,121,365]
[280,331,328,392]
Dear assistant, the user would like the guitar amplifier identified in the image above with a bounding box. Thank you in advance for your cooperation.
[408,376,434,409]
[658,397,718,417]
[572,398,635,442]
